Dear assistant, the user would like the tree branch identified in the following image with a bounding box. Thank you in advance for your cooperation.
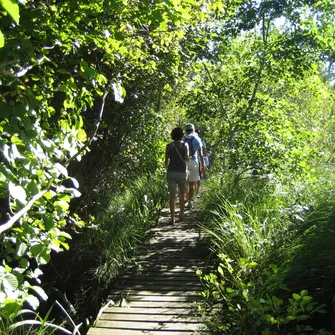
[65,80,113,166]
[0,189,48,235]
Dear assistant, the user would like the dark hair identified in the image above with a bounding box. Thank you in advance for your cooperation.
[171,127,184,141]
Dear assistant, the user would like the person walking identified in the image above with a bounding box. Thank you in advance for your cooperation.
[183,123,207,209]
[165,127,189,224]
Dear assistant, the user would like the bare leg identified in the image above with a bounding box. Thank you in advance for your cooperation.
[185,181,189,204]
[169,192,176,224]
[179,190,185,220]
[189,181,195,204]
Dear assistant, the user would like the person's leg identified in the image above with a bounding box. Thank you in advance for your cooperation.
[196,180,201,195]
[187,161,200,208]
[185,180,189,204]
[167,172,177,224]
[188,181,195,208]
[169,192,176,224]
[178,189,185,220]
[177,172,187,220]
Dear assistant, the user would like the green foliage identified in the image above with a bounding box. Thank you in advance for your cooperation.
[0,0,20,48]
[181,33,327,181]
[197,173,335,333]
[0,0,202,324]
[0,300,83,334]
[1,0,335,332]
[198,255,330,334]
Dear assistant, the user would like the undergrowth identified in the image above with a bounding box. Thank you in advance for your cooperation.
[197,171,335,334]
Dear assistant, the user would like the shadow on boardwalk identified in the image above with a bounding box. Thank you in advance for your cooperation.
[87,204,211,335]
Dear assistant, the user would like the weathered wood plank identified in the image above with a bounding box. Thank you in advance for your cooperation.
[93,320,203,331]
[88,329,208,335]
[101,307,199,315]
[86,209,210,335]
[99,313,200,322]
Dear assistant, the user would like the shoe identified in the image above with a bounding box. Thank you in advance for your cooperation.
[179,214,184,221]
[187,202,193,210]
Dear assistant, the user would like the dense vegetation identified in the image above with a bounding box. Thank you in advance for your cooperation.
[1,0,335,334]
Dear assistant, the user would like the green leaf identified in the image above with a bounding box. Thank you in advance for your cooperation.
[292,293,301,301]
[58,194,70,202]
[0,30,4,48]
[2,299,21,318]
[20,258,29,269]
[8,182,27,204]
[0,0,20,24]
[26,295,40,310]
[58,231,72,239]
[16,242,28,257]
[3,273,18,293]
[300,290,309,297]
[43,214,54,230]
[26,181,39,196]
[30,244,43,257]
[54,200,70,210]
[302,295,313,302]
[269,264,278,274]
[36,250,50,265]
[30,285,48,301]
[54,163,68,177]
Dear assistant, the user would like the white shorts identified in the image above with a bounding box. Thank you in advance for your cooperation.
[187,160,200,182]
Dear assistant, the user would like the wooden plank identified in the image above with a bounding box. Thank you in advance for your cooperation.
[110,301,198,308]
[121,296,201,303]
[127,268,203,274]
[101,307,199,315]
[107,291,200,300]
[88,330,207,335]
[111,285,202,292]
[93,320,203,331]
[120,272,198,278]
[115,277,201,284]
[99,313,200,322]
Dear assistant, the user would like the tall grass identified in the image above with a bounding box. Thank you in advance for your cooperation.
[199,174,295,263]
[1,300,83,335]
[197,171,335,333]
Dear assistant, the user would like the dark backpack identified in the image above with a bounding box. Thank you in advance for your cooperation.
[184,136,196,157]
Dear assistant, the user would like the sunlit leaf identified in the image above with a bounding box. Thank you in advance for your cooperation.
[0,30,4,48]
[8,182,27,203]
[0,0,20,23]
[30,285,48,301]
[26,295,40,310]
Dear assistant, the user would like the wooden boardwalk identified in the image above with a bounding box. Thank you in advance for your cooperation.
[87,207,210,335]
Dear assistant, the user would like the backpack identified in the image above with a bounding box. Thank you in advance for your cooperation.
[184,135,196,158]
